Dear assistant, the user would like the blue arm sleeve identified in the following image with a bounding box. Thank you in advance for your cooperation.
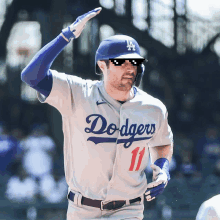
[21,34,69,97]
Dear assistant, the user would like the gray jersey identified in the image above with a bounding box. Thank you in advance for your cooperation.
[37,70,173,202]
[196,195,220,220]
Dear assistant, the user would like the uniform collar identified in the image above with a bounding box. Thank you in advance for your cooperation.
[98,81,138,106]
[98,81,121,111]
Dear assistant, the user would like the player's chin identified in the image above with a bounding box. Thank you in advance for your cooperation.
[118,82,132,91]
[122,78,134,86]
[122,77,134,83]
[119,83,133,91]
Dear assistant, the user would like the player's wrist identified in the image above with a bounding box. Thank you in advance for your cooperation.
[154,158,170,181]
[60,33,70,42]
[61,26,75,42]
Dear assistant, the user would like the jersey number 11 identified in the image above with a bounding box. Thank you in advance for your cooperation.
[129,147,145,171]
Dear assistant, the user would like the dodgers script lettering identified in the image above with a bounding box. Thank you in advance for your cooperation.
[85,114,155,148]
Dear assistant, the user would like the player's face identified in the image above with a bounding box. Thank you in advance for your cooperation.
[105,59,138,91]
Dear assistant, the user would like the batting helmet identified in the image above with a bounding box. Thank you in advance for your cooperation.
[95,35,146,87]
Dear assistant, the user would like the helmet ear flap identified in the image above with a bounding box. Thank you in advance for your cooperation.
[134,64,145,87]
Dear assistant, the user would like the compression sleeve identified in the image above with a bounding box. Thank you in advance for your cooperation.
[21,34,69,97]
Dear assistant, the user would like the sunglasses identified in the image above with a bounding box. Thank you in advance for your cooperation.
[109,58,145,66]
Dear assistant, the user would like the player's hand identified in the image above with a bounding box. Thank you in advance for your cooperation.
[145,164,169,202]
[62,7,102,41]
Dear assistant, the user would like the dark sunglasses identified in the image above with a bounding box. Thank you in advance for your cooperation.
[109,58,145,66]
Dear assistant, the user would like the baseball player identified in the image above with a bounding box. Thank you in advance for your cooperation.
[196,194,220,220]
[21,7,173,220]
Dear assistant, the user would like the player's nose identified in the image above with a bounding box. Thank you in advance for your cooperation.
[124,60,131,65]
[124,60,136,72]
[124,60,134,68]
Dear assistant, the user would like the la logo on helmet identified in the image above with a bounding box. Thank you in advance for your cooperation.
[126,40,136,51]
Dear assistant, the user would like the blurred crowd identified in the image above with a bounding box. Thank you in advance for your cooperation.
[144,50,220,209]
[143,125,220,216]
[0,100,68,219]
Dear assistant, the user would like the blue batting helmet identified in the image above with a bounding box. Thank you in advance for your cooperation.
[95,35,146,87]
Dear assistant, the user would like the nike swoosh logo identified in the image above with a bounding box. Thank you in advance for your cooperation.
[96,101,106,105]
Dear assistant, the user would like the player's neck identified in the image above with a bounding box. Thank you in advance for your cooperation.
[104,83,134,102]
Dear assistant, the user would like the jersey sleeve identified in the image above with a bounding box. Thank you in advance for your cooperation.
[148,108,173,148]
[37,69,84,116]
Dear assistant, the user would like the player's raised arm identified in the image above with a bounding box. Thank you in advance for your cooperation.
[21,7,102,97]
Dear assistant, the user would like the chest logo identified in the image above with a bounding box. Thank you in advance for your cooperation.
[96,100,106,105]
[85,114,155,148]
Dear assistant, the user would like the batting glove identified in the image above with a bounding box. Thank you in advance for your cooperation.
[61,7,102,42]
[145,158,170,202]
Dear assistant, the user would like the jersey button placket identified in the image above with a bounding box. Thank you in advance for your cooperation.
[108,109,123,190]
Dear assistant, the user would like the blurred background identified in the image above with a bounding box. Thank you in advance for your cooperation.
[0,0,220,219]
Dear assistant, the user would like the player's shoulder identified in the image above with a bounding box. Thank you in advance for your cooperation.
[51,69,100,87]
[135,87,167,113]
[196,194,220,219]
[203,194,220,207]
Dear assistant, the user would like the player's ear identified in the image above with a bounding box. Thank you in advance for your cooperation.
[97,60,107,73]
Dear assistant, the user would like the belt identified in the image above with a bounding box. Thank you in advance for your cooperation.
[68,191,141,211]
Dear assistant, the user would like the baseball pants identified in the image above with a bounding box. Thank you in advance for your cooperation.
[66,191,144,220]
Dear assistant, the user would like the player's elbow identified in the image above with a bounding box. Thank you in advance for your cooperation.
[21,67,37,87]
[21,67,29,83]
[21,68,27,83]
